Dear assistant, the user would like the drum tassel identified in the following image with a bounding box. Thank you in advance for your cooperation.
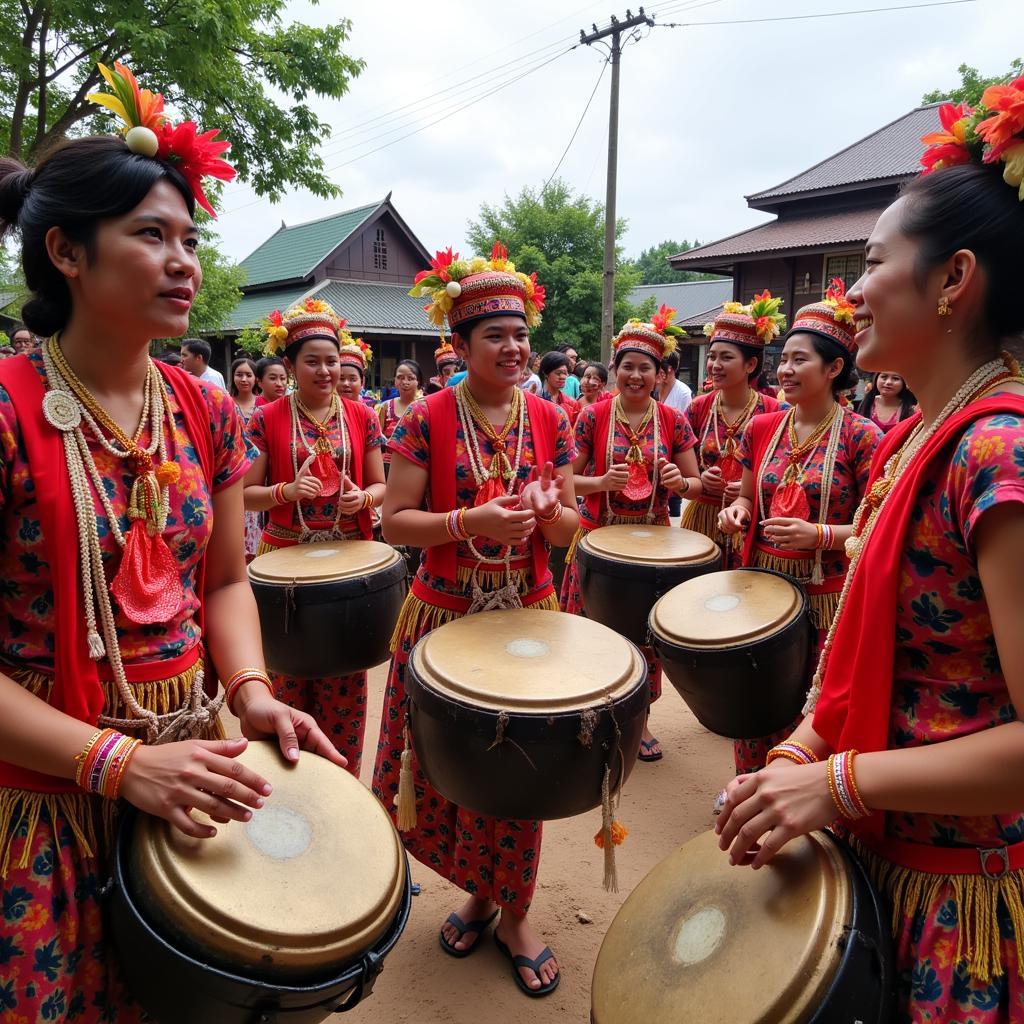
[594,702,629,893]
[396,723,418,832]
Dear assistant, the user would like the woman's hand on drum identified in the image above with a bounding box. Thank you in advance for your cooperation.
[286,454,322,503]
[235,689,348,769]
[120,736,272,840]
[465,496,536,546]
[718,503,750,535]
[760,517,818,550]
[701,466,725,498]
[601,463,630,493]
[337,473,367,516]
[519,461,566,520]
[714,763,836,869]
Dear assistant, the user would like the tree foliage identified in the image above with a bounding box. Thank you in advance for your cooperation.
[188,222,246,335]
[0,0,364,201]
[465,179,642,358]
[922,59,1023,107]
[627,239,710,284]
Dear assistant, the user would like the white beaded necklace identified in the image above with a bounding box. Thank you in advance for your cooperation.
[605,396,660,525]
[289,391,351,542]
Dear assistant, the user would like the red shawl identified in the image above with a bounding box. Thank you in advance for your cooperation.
[740,410,789,567]
[260,394,373,540]
[423,386,557,584]
[0,358,214,793]
[581,399,678,526]
[813,395,1024,841]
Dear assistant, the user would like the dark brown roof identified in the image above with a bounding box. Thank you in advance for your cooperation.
[747,105,941,208]
[671,206,886,270]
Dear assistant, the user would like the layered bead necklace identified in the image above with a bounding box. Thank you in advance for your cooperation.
[289,391,350,541]
[700,387,760,482]
[41,337,220,743]
[804,356,1019,713]
[606,395,660,523]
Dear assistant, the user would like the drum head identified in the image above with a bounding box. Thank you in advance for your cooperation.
[650,569,803,649]
[592,830,849,1024]
[580,525,719,566]
[248,540,401,584]
[411,608,645,712]
[129,741,406,977]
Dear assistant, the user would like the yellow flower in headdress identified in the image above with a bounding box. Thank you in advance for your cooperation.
[722,301,746,314]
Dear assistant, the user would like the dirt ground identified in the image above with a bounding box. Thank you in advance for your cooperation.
[346,660,734,1024]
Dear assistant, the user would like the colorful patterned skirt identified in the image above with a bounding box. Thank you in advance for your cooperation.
[372,563,558,915]
[0,659,222,1022]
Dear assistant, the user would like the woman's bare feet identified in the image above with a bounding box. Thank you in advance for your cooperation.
[495,910,559,991]
[440,895,497,954]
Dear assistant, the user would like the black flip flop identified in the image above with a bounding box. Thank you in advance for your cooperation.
[438,909,499,958]
[493,934,561,998]
[638,738,663,762]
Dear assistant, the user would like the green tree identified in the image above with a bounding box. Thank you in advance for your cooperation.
[923,59,1023,107]
[466,179,642,359]
[188,223,246,335]
[629,239,713,284]
[0,1,364,201]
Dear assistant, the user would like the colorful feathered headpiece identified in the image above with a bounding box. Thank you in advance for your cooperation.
[703,291,786,348]
[613,304,682,363]
[788,278,857,356]
[87,62,236,218]
[409,242,546,340]
[339,336,373,373]
[263,298,347,357]
[920,77,1024,200]
[434,340,459,369]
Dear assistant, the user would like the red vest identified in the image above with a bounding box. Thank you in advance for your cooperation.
[740,410,789,567]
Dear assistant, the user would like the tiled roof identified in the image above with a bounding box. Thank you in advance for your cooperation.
[671,206,886,268]
[747,105,941,205]
[627,278,732,321]
[221,285,310,332]
[679,305,728,330]
[239,201,383,288]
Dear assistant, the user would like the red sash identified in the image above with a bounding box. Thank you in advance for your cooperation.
[740,410,791,568]
[581,400,679,526]
[0,357,214,793]
[422,387,557,585]
[261,394,372,540]
[813,395,1024,842]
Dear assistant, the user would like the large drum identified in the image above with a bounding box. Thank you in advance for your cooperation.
[577,525,721,646]
[110,740,411,1023]
[406,608,648,820]
[591,829,893,1023]
[649,568,813,738]
[249,540,406,677]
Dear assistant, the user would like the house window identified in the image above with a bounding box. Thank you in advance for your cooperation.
[373,228,388,271]
[822,253,864,293]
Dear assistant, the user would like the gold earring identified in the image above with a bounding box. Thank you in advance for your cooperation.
[937,296,952,317]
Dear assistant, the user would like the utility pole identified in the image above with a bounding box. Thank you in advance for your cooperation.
[581,8,654,364]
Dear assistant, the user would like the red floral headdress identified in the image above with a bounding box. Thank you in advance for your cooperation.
[613,304,683,363]
[920,76,1024,200]
[263,298,347,356]
[87,62,236,218]
[703,291,786,349]
[788,278,857,356]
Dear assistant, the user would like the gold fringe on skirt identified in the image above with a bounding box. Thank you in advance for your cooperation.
[389,564,560,652]
[751,549,839,630]
[851,836,1024,983]
[0,659,223,878]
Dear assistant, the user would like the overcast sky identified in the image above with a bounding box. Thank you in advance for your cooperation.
[213,0,1024,267]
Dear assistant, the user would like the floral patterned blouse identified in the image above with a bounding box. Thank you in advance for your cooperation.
[574,402,696,528]
[246,398,384,532]
[0,354,254,670]
[889,413,1024,849]
[687,390,781,474]
[389,397,575,600]
[738,409,881,580]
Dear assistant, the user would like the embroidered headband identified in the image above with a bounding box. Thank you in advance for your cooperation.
[703,291,786,349]
[263,298,352,357]
[787,278,857,356]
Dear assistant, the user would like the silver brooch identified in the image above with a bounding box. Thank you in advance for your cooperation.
[42,389,82,432]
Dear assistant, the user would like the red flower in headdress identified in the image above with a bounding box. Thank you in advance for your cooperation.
[650,303,678,334]
[491,241,508,263]
[920,102,974,174]
[267,309,283,327]
[529,272,546,312]
[976,76,1024,163]
[156,121,236,218]
[413,246,459,285]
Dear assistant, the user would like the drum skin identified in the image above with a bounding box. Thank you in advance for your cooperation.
[109,810,412,1024]
[590,830,894,1024]
[577,531,722,647]
[250,549,406,678]
[650,569,813,739]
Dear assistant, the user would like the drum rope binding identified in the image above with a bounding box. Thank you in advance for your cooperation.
[596,698,628,894]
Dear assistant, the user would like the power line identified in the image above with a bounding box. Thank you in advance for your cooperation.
[541,58,609,194]
[653,0,976,29]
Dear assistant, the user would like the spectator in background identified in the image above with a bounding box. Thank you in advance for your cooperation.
[0,345,14,359]
[538,350,580,423]
[555,343,582,399]
[522,351,542,394]
[10,325,37,355]
[256,356,288,402]
[659,350,693,414]
[578,361,609,412]
[180,337,226,389]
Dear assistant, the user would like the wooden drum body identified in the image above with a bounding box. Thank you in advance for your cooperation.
[406,609,648,820]
[591,829,893,1024]
[110,741,411,1023]
[249,540,406,677]
[577,525,721,647]
[649,568,813,738]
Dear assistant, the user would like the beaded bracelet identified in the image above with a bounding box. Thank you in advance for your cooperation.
[445,508,472,542]
[765,741,820,767]
[74,727,143,800]
[362,491,374,511]
[536,502,564,526]
[224,669,274,715]
[272,482,289,505]
[826,750,871,820]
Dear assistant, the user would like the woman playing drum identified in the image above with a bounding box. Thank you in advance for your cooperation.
[718,285,881,775]
[243,306,385,775]
[682,294,782,565]
[562,305,702,762]
[374,244,578,997]
[715,95,1024,1023]
[0,65,344,1021]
